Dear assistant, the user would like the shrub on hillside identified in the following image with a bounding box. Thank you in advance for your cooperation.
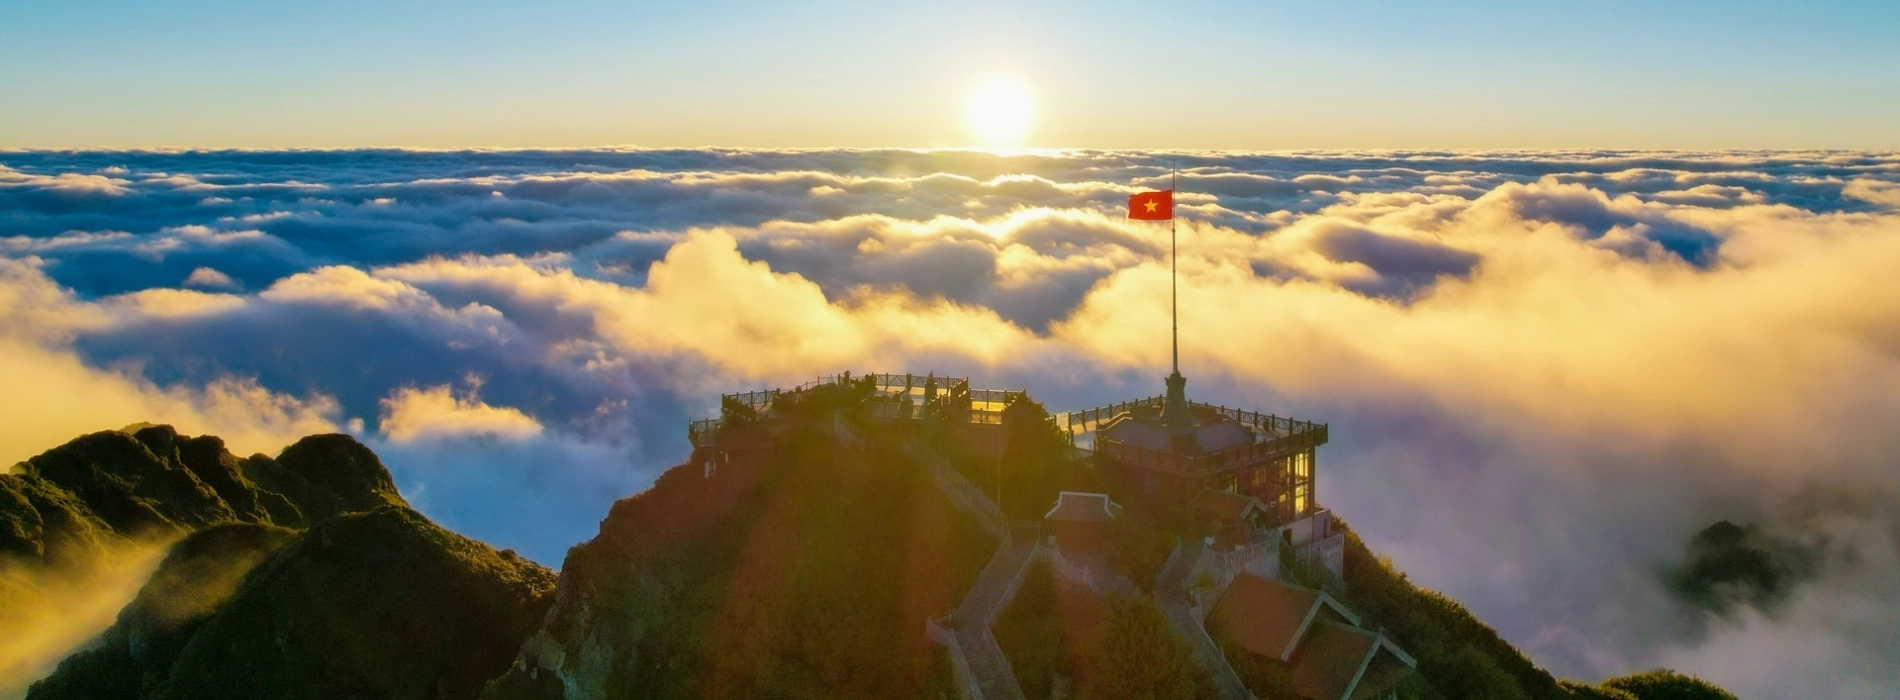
[995,561,1066,699]
[1602,669,1737,700]
[1081,595,1214,700]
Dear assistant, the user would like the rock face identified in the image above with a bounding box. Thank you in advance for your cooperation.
[4,425,555,700]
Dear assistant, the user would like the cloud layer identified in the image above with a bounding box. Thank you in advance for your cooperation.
[4,148,1899,697]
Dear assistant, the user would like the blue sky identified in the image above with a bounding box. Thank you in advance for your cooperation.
[3,0,1898,148]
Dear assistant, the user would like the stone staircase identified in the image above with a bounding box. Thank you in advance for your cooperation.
[955,625,1027,700]
[952,522,1040,628]
[1156,538,1254,700]
[924,452,1039,700]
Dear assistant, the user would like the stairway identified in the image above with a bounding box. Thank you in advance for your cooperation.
[938,518,1038,699]
[953,522,1040,628]
[955,626,1027,700]
[1155,538,1254,700]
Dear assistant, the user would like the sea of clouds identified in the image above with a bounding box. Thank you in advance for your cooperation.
[3,148,1898,696]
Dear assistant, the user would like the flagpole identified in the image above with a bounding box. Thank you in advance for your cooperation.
[1171,165,1178,376]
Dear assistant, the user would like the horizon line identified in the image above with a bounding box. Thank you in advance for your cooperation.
[6,145,1897,156]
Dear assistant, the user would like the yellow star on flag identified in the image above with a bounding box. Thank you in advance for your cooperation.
[1128,189,1172,220]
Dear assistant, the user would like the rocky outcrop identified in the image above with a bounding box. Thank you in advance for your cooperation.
[2,424,407,570]
[7,425,548,700]
[30,507,556,700]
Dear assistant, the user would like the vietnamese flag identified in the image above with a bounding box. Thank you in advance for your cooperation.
[1128,189,1173,220]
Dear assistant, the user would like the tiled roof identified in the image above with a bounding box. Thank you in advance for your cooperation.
[1100,409,1260,456]
[1290,621,1378,700]
[1191,488,1263,523]
[1194,420,1255,452]
[1100,414,1175,452]
[1043,491,1120,522]
[1348,649,1415,700]
[1209,574,1416,700]
[1207,574,1324,661]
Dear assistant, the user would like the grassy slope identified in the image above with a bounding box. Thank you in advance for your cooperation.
[30,507,556,700]
[489,406,994,699]
[1334,517,1562,700]
[13,426,548,700]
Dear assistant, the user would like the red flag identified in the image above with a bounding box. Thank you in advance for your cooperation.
[1128,189,1173,220]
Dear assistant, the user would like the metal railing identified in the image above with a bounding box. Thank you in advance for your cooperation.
[687,372,1029,446]
[1206,538,1279,585]
[911,441,1006,538]
[926,616,983,700]
[1191,402,1324,438]
[688,418,721,447]
[1097,421,1327,477]
[1056,395,1166,434]
[1058,397,1325,441]
[1293,532,1346,586]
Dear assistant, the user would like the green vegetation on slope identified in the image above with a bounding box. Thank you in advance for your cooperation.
[1601,670,1738,700]
[24,523,300,700]
[1,426,417,695]
[2,425,407,572]
[995,561,1067,699]
[489,382,995,699]
[1082,595,1215,700]
[1558,680,1639,700]
[1337,517,1741,700]
[31,507,556,700]
[1334,517,1560,700]
[9,425,550,700]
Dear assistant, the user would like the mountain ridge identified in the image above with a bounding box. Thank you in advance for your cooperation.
[3,417,1737,700]
[1,425,553,700]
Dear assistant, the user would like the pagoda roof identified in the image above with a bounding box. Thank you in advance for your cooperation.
[1099,405,1258,456]
[1290,621,1417,700]
[1207,574,1361,662]
[1191,488,1266,523]
[1208,575,1416,700]
[1044,491,1122,523]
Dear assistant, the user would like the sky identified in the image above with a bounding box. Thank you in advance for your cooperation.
[4,1,1900,149]
[3,148,1900,698]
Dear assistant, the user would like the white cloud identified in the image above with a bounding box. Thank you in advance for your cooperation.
[4,149,1900,696]
[0,259,336,463]
[378,384,543,443]
[183,266,238,289]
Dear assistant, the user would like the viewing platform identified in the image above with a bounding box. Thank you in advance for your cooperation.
[688,372,1027,448]
[1056,397,1328,476]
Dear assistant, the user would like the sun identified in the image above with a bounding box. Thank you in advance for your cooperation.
[965,76,1034,147]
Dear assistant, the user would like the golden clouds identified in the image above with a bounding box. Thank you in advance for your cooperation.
[378,385,543,443]
[0,260,336,464]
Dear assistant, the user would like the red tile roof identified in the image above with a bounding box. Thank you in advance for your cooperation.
[1290,621,1378,700]
[1043,491,1121,523]
[1208,574,1323,661]
[1192,488,1263,523]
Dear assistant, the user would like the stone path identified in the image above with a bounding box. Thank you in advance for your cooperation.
[945,521,1039,700]
[1156,538,1254,700]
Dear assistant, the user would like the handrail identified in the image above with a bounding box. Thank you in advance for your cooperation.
[926,616,983,700]
[1096,422,1328,477]
[1056,396,1166,433]
[687,371,1031,445]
